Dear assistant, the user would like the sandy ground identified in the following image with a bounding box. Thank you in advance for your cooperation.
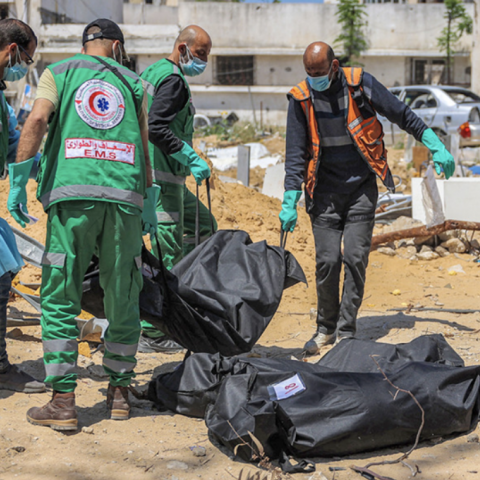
[1,153,480,480]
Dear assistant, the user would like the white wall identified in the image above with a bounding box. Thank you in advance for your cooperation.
[123,4,178,25]
[178,3,474,54]
[41,0,123,23]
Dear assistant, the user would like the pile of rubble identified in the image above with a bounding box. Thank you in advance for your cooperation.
[374,217,480,261]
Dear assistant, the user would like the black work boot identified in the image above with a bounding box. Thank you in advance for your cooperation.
[106,384,131,420]
[0,364,46,393]
[26,391,78,431]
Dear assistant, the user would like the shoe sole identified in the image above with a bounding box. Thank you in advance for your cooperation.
[0,385,46,394]
[110,409,129,421]
[26,415,78,431]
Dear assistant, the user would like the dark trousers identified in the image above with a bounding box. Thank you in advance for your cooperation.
[0,272,13,372]
[310,182,378,337]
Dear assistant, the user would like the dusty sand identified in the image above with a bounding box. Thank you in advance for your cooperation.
[1,161,480,480]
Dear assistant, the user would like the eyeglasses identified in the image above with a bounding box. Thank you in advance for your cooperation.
[17,45,34,65]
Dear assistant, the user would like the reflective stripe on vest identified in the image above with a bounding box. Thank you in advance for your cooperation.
[103,357,136,373]
[37,54,147,211]
[52,59,141,84]
[40,185,144,210]
[153,169,186,185]
[143,80,155,97]
[288,67,393,196]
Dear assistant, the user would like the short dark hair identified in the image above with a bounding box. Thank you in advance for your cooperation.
[83,25,114,51]
[0,18,37,51]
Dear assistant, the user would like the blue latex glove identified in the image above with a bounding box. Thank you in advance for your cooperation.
[279,190,302,232]
[171,141,211,185]
[421,128,455,179]
[142,185,161,236]
[7,157,35,228]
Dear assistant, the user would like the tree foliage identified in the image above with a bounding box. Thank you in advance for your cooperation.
[334,0,368,66]
[437,0,473,84]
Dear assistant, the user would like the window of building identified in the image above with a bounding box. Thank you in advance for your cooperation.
[215,56,254,86]
[412,59,445,85]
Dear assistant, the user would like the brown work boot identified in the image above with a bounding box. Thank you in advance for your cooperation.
[106,384,131,420]
[26,391,78,431]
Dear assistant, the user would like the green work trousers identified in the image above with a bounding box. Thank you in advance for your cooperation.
[141,183,217,338]
[41,201,143,392]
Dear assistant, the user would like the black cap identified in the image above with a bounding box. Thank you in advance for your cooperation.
[82,18,125,46]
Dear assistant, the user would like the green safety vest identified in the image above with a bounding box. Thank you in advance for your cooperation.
[37,54,146,211]
[141,59,194,185]
[0,91,9,177]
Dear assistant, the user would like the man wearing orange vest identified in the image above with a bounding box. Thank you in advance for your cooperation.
[280,42,454,355]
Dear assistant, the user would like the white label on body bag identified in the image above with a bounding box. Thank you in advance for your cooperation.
[268,373,306,401]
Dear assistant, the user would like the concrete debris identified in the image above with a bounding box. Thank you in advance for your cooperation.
[82,427,94,435]
[381,216,423,233]
[435,246,450,257]
[420,245,433,253]
[190,446,207,457]
[467,433,479,443]
[397,238,416,248]
[372,220,480,248]
[417,251,439,261]
[442,238,466,254]
[414,235,435,246]
[87,364,109,379]
[167,460,189,471]
[438,231,457,242]
[207,143,281,171]
[377,247,396,257]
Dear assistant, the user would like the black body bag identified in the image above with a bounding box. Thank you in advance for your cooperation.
[81,229,306,356]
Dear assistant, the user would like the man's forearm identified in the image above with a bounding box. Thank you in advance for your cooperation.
[16,117,47,163]
[16,98,54,163]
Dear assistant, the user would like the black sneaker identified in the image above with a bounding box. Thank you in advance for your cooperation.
[0,364,46,393]
[137,334,185,354]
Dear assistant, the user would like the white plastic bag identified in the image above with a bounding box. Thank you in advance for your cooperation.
[421,165,445,228]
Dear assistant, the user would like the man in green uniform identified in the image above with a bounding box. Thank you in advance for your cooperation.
[7,19,157,431]
[139,25,217,352]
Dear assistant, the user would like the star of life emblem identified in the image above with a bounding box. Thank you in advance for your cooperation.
[75,79,125,130]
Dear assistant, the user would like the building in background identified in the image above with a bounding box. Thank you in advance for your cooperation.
[3,0,478,125]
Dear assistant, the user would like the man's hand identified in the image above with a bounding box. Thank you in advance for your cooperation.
[171,141,211,185]
[142,185,161,236]
[8,157,35,228]
[421,128,455,179]
[279,190,302,232]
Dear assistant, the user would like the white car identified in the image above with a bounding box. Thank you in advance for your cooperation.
[380,85,480,147]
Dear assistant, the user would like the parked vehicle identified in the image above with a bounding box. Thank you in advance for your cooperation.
[379,85,480,148]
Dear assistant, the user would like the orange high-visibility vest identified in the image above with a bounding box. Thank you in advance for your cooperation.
[288,67,393,199]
